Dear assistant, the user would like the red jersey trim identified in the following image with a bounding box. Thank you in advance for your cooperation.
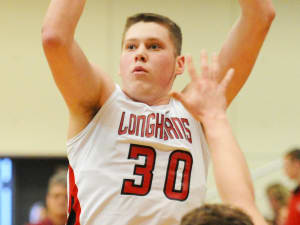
[67,165,81,225]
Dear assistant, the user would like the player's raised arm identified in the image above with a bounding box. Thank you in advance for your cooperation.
[171,53,267,225]
[218,0,275,105]
[41,0,114,125]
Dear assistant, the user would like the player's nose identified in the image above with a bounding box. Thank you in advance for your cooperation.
[135,46,147,63]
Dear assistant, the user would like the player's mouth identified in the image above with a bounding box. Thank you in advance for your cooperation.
[133,66,148,74]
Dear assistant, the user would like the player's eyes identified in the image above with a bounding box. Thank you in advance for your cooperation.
[126,44,136,50]
[149,44,160,50]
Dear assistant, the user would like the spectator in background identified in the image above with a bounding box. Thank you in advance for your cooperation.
[276,206,288,225]
[180,204,254,225]
[27,171,67,225]
[283,148,300,225]
[266,183,290,224]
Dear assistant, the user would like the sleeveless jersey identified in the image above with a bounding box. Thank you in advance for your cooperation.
[66,85,210,225]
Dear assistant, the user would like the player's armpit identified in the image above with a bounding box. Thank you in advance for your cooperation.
[42,37,115,115]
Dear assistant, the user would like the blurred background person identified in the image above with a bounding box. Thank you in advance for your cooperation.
[276,206,288,225]
[180,204,254,225]
[26,171,67,225]
[283,148,300,225]
[265,183,290,225]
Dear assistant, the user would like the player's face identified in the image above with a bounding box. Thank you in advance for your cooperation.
[120,22,184,105]
[46,184,68,217]
[284,157,300,180]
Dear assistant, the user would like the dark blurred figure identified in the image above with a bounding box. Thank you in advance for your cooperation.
[266,183,290,225]
[283,148,300,225]
[26,171,67,225]
[180,204,254,225]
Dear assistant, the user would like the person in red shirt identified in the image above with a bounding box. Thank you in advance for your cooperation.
[26,171,67,225]
[283,148,300,225]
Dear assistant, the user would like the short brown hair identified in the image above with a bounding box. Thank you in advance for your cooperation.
[286,148,300,161]
[122,13,182,56]
[180,204,254,225]
[266,183,290,207]
[47,170,67,194]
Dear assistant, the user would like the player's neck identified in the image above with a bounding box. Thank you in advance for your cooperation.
[124,90,171,106]
[145,95,171,106]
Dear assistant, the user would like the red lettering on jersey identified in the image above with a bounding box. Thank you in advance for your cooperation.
[121,144,156,196]
[118,112,192,144]
[136,115,146,137]
[165,118,179,139]
[146,113,155,138]
[181,118,192,143]
[164,127,169,141]
[171,118,184,139]
[176,118,188,140]
[128,114,136,135]
[155,113,165,139]
[164,150,193,201]
[118,112,128,135]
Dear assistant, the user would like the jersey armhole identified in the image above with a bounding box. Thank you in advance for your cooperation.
[67,84,121,146]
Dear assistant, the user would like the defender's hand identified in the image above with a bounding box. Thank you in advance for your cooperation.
[170,51,234,122]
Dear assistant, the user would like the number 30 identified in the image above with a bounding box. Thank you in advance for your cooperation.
[121,144,193,201]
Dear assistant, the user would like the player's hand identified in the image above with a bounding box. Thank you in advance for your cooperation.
[170,51,234,122]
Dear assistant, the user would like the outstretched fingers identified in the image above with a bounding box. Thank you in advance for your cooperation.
[200,50,209,79]
[220,68,235,92]
[211,52,219,80]
[186,55,197,81]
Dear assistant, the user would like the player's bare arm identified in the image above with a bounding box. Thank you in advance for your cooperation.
[218,0,275,105]
[42,0,115,138]
[171,52,267,225]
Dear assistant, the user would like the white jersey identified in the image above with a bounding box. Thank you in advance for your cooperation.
[66,85,210,225]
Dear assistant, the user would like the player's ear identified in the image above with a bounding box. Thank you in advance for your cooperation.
[175,55,185,76]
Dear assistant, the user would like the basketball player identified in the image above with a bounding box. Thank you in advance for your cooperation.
[42,1,275,224]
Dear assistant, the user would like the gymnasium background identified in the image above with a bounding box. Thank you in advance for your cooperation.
[1,0,300,224]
